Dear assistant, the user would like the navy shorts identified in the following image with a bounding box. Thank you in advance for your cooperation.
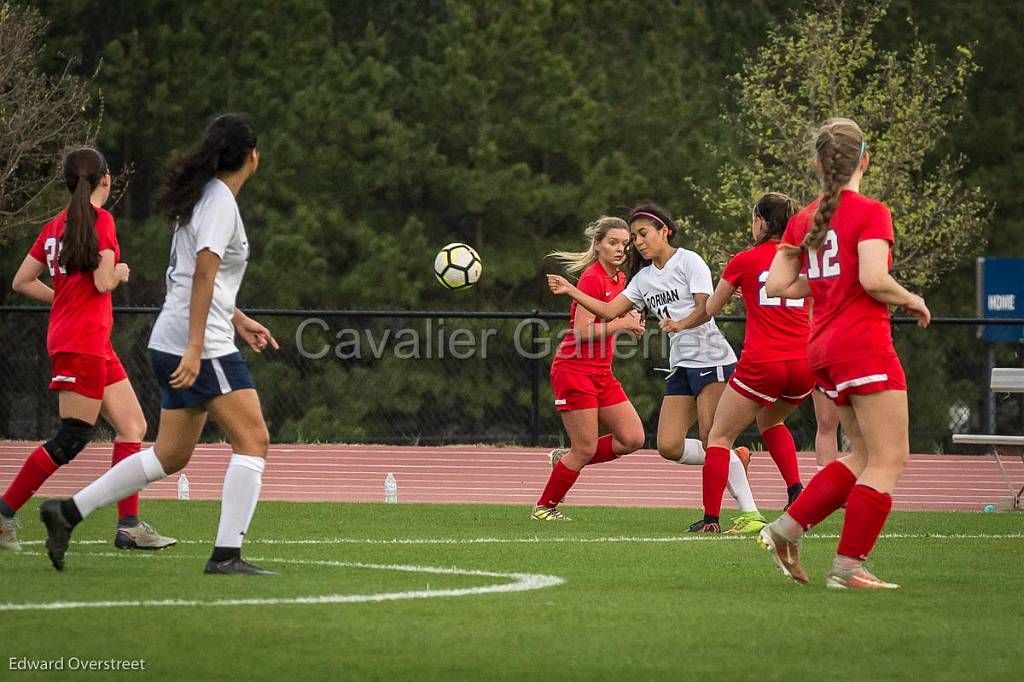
[150,350,256,409]
[664,363,736,397]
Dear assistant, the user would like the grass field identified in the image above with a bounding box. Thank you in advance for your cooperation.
[3,500,1022,681]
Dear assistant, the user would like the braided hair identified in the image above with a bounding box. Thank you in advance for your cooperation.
[805,118,865,250]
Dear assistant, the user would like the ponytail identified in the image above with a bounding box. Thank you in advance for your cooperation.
[158,112,257,226]
[59,148,107,273]
[753,192,800,246]
[805,118,865,250]
[548,216,628,275]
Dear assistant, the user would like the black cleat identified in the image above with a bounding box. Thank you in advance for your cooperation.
[39,500,73,571]
[784,483,804,511]
[204,557,279,576]
[688,518,710,532]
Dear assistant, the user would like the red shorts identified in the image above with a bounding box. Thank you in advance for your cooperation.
[550,367,628,412]
[49,352,128,400]
[813,353,907,407]
[729,358,815,408]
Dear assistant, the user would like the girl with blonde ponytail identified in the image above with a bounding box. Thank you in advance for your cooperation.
[760,118,931,590]
[532,216,646,521]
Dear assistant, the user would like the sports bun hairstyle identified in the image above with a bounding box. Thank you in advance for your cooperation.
[753,192,800,245]
[60,147,109,273]
[805,117,865,250]
[158,112,258,226]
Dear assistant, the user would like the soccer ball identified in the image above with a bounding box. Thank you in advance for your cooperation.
[434,243,482,290]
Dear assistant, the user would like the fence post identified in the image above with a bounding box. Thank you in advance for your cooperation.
[985,344,996,433]
[530,312,541,447]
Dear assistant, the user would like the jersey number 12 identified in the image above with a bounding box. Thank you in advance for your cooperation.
[806,229,840,279]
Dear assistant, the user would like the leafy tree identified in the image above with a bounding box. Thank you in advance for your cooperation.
[684,0,990,291]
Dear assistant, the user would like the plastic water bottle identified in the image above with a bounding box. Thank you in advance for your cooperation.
[177,473,190,500]
[384,472,398,503]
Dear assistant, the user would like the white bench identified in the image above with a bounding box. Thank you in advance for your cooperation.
[952,368,1024,511]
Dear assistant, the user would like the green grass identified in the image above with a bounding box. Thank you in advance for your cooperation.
[2,501,1022,681]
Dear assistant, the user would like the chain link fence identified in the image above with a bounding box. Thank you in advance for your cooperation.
[1,307,1022,453]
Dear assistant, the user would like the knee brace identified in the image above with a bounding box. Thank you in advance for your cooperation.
[43,418,94,466]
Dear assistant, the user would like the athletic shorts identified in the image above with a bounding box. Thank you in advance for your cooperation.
[550,367,628,412]
[49,352,128,400]
[729,358,815,408]
[150,349,256,410]
[664,363,736,398]
[813,353,907,407]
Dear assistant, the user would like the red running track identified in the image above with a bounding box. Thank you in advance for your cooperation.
[2,441,1021,512]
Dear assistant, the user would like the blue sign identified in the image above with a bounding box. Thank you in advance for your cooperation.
[979,257,1024,342]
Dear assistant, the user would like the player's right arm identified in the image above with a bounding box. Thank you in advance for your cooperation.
[547,274,635,320]
[169,248,219,389]
[11,255,54,304]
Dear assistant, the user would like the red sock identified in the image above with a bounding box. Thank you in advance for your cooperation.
[837,484,893,560]
[786,460,856,530]
[112,441,142,520]
[701,446,731,518]
[1,445,59,513]
[588,435,617,465]
[762,424,801,487]
[537,461,580,508]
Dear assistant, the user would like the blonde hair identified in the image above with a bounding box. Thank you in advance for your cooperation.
[548,216,630,275]
[805,117,866,250]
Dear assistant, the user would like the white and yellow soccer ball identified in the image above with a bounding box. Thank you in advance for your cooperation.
[433,242,482,290]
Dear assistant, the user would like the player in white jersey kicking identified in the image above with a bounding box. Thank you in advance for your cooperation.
[548,202,766,534]
[40,113,280,575]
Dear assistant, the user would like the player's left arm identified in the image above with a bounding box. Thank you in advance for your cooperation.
[11,255,54,304]
[233,309,279,353]
[659,293,712,333]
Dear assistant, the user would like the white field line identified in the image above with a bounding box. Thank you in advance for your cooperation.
[15,532,1024,548]
[0,552,564,612]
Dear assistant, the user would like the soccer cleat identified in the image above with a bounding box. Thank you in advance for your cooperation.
[549,448,569,468]
[204,557,279,576]
[784,483,804,511]
[688,518,717,532]
[696,521,721,533]
[0,515,22,551]
[531,505,571,521]
[724,511,767,534]
[825,565,900,590]
[115,521,178,550]
[756,523,809,584]
[734,446,751,474]
[39,500,73,572]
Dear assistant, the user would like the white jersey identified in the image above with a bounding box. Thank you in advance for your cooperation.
[149,179,250,359]
[623,247,737,368]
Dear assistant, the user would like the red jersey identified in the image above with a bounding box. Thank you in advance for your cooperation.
[781,191,895,369]
[552,261,626,373]
[28,208,120,358]
[721,239,809,363]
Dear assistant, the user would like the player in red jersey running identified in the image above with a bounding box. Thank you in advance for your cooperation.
[533,217,646,520]
[2,148,175,552]
[699,193,813,533]
[758,118,930,589]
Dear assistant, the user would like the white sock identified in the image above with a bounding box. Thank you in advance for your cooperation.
[726,451,758,512]
[73,447,166,519]
[214,454,265,548]
[678,439,705,465]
